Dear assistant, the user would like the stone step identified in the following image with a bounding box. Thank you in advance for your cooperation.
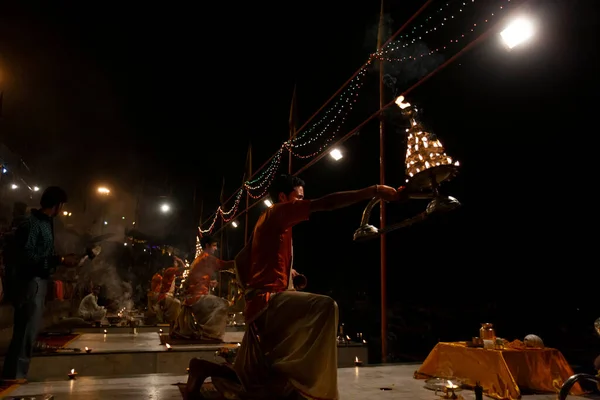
[0,332,368,381]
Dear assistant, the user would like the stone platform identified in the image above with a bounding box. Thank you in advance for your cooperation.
[0,331,368,381]
[3,364,590,400]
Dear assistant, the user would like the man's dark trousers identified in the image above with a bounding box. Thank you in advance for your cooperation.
[2,277,48,379]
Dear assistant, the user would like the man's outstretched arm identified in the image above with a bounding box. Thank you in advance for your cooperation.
[310,185,404,212]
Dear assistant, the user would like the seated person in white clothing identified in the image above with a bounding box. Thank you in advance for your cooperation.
[78,285,106,323]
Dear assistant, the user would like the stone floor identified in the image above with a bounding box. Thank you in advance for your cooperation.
[68,331,245,353]
[3,364,596,400]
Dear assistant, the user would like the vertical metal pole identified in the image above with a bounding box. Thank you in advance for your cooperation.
[244,144,252,245]
[377,0,388,364]
[289,85,297,174]
[219,178,225,298]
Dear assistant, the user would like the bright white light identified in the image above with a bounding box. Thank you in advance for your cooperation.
[231,221,238,228]
[10,184,17,189]
[104,221,108,225]
[63,211,68,216]
[2,168,7,174]
[263,199,273,208]
[33,186,40,192]
[160,204,170,213]
[394,96,411,109]
[330,148,343,161]
[122,216,125,220]
[97,187,110,195]
[68,212,72,216]
[501,18,534,49]
[124,243,128,246]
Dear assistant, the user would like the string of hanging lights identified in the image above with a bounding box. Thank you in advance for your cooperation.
[198,0,513,235]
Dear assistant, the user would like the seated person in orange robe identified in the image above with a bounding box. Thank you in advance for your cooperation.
[145,269,164,324]
[172,236,232,342]
[185,174,404,400]
[157,256,186,324]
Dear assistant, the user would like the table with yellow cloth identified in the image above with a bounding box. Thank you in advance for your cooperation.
[414,342,584,400]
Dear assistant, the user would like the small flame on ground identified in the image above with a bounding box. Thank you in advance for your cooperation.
[166,343,171,349]
[85,347,88,351]
[70,369,75,374]
[103,329,107,334]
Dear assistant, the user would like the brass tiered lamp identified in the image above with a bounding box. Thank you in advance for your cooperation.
[353,96,461,242]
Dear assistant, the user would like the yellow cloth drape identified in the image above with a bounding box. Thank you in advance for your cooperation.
[414,342,584,400]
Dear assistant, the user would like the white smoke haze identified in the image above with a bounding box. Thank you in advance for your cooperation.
[81,260,134,311]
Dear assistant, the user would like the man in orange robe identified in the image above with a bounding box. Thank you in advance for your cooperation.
[172,236,232,342]
[157,256,186,324]
[185,174,404,400]
[145,269,164,324]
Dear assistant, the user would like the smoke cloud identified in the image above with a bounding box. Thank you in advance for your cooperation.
[363,13,445,97]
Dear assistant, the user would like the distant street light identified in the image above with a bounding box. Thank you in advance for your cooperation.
[63,211,68,216]
[97,187,111,195]
[160,204,171,213]
[501,18,534,49]
[330,148,343,161]
[2,168,7,174]
[263,199,273,208]
[10,184,17,190]
[33,186,40,192]
[231,221,239,228]
[104,221,108,225]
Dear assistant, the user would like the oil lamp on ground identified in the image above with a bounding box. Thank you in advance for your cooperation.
[85,347,92,353]
[442,380,459,399]
[353,95,461,241]
[68,368,78,380]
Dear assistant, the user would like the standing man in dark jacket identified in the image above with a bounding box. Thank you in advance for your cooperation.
[1,187,79,384]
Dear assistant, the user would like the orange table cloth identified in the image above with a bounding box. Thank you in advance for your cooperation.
[414,342,584,400]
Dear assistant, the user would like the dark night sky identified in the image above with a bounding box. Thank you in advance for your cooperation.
[1,0,599,334]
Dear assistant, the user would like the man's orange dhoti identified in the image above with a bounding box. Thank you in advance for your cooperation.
[211,290,338,399]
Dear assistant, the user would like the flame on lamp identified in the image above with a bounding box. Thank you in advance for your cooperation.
[395,96,411,110]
